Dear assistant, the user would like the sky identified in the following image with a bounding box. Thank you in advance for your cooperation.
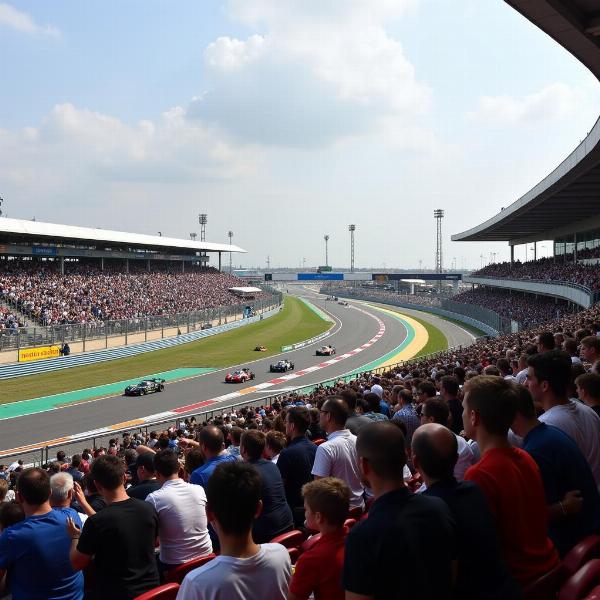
[1,0,599,271]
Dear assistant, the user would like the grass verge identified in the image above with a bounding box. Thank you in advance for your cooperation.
[408,313,449,358]
[437,315,488,338]
[0,296,330,405]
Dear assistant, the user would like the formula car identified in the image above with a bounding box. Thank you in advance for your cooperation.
[124,378,165,396]
[316,345,336,356]
[254,345,267,352]
[225,368,256,383]
[338,300,349,306]
[270,359,295,372]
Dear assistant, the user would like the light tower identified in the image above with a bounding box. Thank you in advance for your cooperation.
[434,209,444,291]
[348,224,356,272]
[228,230,233,272]
[324,235,330,267]
[190,232,197,241]
[198,214,207,241]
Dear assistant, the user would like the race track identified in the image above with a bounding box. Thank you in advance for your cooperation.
[0,290,475,455]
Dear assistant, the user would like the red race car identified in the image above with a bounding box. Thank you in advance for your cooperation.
[225,368,256,383]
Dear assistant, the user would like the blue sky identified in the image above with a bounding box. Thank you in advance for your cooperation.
[1,0,598,269]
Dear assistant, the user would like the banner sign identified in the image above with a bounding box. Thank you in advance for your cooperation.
[298,273,344,281]
[31,246,57,256]
[18,345,61,363]
[372,273,462,281]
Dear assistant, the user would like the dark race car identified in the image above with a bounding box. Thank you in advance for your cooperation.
[316,345,336,356]
[124,378,165,396]
[225,368,256,383]
[270,359,294,373]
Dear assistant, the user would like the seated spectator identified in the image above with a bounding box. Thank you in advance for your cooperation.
[312,397,364,510]
[463,376,559,586]
[419,398,474,483]
[0,467,84,599]
[412,423,520,600]
[67,455,160,599]
[190,426,237,488]
[512,385,600,556]
[527,350,600,488]
[240,431,293,544]
[127,452,161,500]
[576,372,600,418]
[0,500,24,531]
[289,478,349,600]
[277,407,317,527]
[177,462,292,600]
[146,450,212,575]
[265,431,286,464]
[343,421,456,599]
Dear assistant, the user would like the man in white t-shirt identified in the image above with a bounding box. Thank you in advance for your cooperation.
[177,461,291,600]
[527,350,600,490]
[311,396,364,509]
[146,450,212,573]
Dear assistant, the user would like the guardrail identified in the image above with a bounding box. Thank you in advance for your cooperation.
[0,304,281,380]
[281,330,331,352]
[0,343,463,465]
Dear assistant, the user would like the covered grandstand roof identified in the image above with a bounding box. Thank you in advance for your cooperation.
[0,217,246,253]
[452,0,600,245]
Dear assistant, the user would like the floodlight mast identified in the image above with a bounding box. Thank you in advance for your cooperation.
[324,235,330,267]
[434,209,444,292]
[349,224,356,272]
[228,230,234,272]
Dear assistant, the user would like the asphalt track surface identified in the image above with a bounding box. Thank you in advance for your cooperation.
[0,289,474,453]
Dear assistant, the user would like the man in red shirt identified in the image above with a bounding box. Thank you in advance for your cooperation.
[462,375,559,587]
[288,477,349,600]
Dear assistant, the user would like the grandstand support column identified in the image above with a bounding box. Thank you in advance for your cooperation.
[126,259,129,274]
[60,256,64,275]
[510,245,514,265]
[101,257,104,271]
[533,242,537,261]
[574,233,578,263]
[147,259,150,272]
[182,261,185,273]
[410,283,415,294]
[218,252,222,272]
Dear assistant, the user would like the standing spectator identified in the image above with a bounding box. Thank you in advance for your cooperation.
[0,467,84,600]
[146,450,212,575]
[580,335,600,371]
[277,407,317,527]
[189,426,237,488]
[343,422,456,599]
[177,462,291,600]
[288,478,349,600]
[66,455,84,484]
[265,431,286,464]
[127,453,161,500]
[226,427,243,460]
[392,388,421,445]
[463,376,559,587]
[67,455,160,599]
[511,386,600,556]
[575,372,600,418]
[440,376,463,434]
[412,423,520,600]
[537,331,556,353]
[240,431,293,543]
[361,393,388,422]
[49,473,83,527]
[340,389,371,435]
[312,397,364,510]
[527,350,600,489]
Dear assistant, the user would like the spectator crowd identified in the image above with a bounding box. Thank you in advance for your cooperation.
[0,262,254,326]
[3,293,600,598]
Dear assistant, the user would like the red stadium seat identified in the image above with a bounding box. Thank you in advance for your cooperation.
[164,554,216,584]
[344,518,357,530]
[288,547,300,564]
[524,563,569,600]
[134,583,180,600]
[313,438,326,446]
[564,536,600,575]
[584,584,600,599]
[269,530,305,549]
[559,559,600,600]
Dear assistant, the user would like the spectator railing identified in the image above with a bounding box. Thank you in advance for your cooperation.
[0,345,465,466]
[0,289,282,352]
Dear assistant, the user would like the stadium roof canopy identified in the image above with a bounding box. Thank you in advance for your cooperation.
[0,217,246,254]
[452,0,600,245]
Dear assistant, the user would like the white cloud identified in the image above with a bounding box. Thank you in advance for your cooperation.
[188,0,430,148]
[468,82,585,124]
[0,3,60,38]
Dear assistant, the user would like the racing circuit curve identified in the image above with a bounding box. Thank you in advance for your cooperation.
[0,290,475,456]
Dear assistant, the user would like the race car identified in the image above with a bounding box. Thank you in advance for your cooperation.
[338,300,349,306]
[124,378,165,396]
[225,368,256,383]
[254,345,267,352]
[316,345,336,356]
[270,359,295,372]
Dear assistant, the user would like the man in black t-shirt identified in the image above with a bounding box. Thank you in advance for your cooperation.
[343,421,456,600]
[66,455,159,599]
[127,453,161,500]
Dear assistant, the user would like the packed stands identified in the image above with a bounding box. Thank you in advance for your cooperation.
[0,262,254,325]
[474,258,600,291]
[0,306,23,331]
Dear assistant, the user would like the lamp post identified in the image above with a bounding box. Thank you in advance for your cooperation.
[348,225,356,272]
[324,235,329,267]
[190,233,197,241]
[228,231,233,272]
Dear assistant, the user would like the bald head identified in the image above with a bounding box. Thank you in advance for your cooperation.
[411,423,458,482]
[199,425,224,456]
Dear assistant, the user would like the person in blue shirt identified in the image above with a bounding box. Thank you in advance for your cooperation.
[512,386,600,556]
[0,467,84,600]
[49,472,84,529]
[190,426,237,488]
